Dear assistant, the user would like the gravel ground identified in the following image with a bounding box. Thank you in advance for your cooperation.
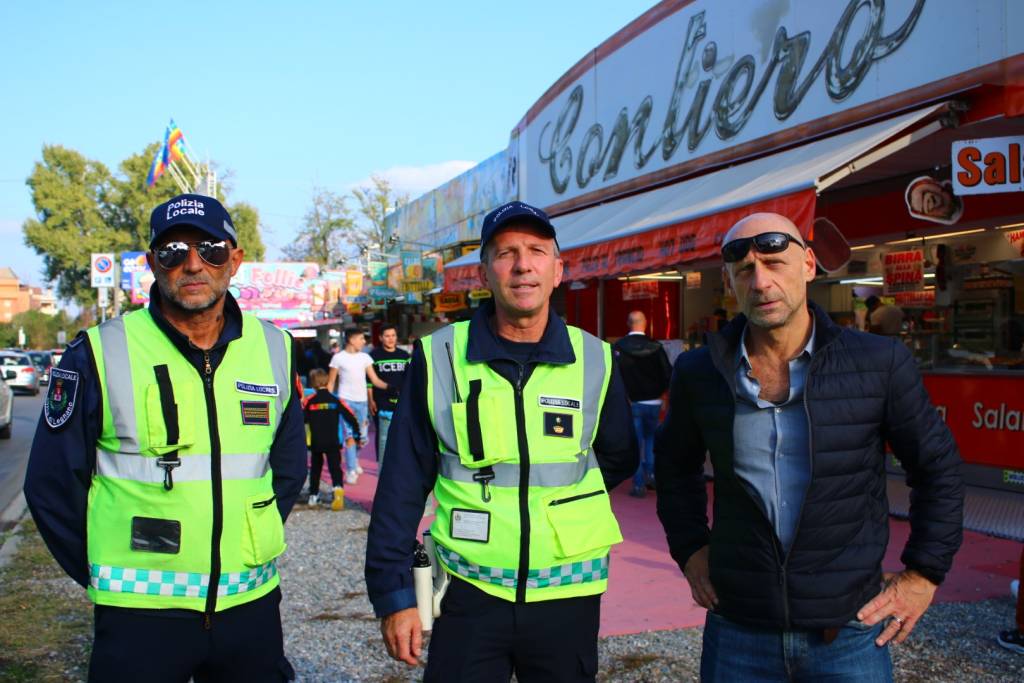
[280,500,1024,682]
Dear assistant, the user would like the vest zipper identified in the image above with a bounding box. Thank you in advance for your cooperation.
[512,361,531,604]
[200,349,223,630]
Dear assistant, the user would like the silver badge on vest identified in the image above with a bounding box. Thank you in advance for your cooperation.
[236,380,279,397]
[538,395,581,411]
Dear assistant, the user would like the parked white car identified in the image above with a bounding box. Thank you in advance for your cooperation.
[0,373,12,439]
[0,352,40,395]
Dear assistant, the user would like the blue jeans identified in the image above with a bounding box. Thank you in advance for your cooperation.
[377,410,393,464]
[701,611,893,682]
[631,402,660,490]
[339,400,368,474]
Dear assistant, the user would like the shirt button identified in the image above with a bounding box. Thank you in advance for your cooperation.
[775,407,782,414]
[781,501,788,507]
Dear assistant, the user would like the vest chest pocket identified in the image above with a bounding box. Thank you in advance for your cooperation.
[242,494,286,566]
[544,490,623,558]
[144,384,196,455]
[450,384,517,468]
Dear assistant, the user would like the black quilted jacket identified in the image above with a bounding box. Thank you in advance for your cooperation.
[654,303,964,629]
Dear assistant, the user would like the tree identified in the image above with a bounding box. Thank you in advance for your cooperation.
[282,187,356,266]
[0,310,78,349]
[229,202,266,260]
[23,145,124,304]
[351,174,408,249]
[22,143,267,304]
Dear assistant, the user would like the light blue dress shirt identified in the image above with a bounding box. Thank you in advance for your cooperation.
[732,323,815,553]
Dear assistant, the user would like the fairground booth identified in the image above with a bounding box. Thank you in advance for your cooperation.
[392,0,1024,492]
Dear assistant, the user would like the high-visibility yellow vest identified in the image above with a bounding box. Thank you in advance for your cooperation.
[84,308,292,612]
[423,321,622,603]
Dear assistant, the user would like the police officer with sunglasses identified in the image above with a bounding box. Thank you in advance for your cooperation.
[25,193,307,682]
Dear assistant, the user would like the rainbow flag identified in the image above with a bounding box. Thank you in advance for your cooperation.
[162,119,187,166]
[146,136,168,188]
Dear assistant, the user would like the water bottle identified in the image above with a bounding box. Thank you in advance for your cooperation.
[413,542,433,632]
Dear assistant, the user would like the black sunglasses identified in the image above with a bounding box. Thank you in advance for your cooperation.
[721,231,806,263]
[153,240,231,270]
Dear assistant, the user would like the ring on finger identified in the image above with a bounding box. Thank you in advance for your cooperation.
[892,616,905,626]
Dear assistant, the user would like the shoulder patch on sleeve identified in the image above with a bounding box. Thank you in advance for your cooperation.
[44,368,79,430]
[67,332,86,349]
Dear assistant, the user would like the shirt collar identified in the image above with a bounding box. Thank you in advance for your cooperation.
[627,331,646,336]
[738,317,816,369]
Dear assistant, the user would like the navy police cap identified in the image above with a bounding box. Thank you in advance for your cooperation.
[149,193,238,248]
[479,201,557,261]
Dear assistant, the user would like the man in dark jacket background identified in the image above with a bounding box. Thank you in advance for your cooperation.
[655,212,963,682]
[612,311,671,497]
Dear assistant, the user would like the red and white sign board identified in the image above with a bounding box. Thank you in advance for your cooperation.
[622,280,659,300]
[923,374,1024,471]
[1004,228,1024,257]
[90,252,115,288]
[883,249,924,295]
[952,136,1024,195]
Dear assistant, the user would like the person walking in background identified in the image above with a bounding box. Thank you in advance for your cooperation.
[656,213,963,682]
[368,324,410,464]
[612,310,671,498]
[866,295,904,335]
[998,548,1024,653]
[304,368,361,511]
[24,194,306,682]
[327,328,389,484]
[365,201,637,681]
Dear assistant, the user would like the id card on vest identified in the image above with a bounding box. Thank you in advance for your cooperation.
[451,508,490,543]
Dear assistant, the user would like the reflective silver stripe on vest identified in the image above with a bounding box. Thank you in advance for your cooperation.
[579,331,607,455]
[98,317,140,453]
[258,319,290,423]
[438,449,599,488]
[97,449,270,483]
[428,325,459,454]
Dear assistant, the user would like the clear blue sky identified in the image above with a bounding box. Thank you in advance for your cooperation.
[0,0,656,289]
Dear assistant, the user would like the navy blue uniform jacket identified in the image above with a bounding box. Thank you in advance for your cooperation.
[24,291,307,589]
[365,303,639,618]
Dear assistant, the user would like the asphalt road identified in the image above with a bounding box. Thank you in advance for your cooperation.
[0,391,42,516]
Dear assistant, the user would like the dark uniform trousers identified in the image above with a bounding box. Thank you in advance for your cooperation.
[425,578,601,683]
[88,588,294,683]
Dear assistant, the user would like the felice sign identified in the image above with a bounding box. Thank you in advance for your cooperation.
[952,136,1024,195]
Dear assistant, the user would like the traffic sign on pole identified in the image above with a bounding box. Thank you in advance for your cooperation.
[91,253,116,288]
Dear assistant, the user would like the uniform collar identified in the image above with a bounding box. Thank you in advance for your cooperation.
[465,299,576,365]
[147,285,244,352]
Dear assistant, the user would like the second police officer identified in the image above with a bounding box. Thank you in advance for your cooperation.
[365,201,638,682]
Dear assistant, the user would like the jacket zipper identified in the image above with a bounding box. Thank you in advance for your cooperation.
[548,490,603,506]
[778,353,823,630]
[512,361,531,604]
[719,353,788,628]
[201,349,223,630]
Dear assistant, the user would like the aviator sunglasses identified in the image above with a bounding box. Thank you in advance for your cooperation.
[721,231,806,263]
[153,240,231,270]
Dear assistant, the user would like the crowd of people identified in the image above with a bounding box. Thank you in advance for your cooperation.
[298,324,411,506]
[17,193,1018,683]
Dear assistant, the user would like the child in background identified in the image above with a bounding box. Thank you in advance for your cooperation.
[303,368,360,511]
